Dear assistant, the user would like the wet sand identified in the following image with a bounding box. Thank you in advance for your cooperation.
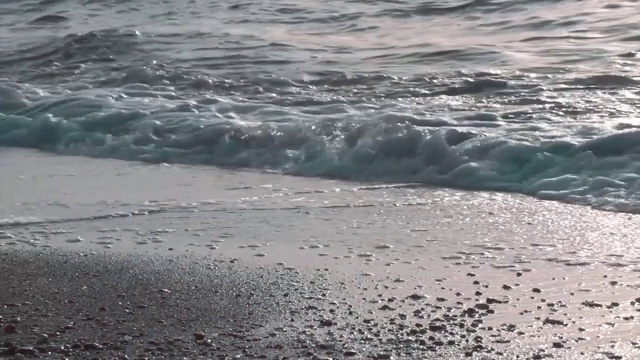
[1,249,318,359]
[1,148,640,359]
[3,249,640,360]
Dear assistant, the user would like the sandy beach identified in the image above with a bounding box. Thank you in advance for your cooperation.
[1,148,640,359]
[1,249,327,359]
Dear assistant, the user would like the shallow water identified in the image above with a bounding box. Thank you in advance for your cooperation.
[1,0,640,212]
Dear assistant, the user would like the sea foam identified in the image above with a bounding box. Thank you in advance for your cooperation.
[1,83,639,214]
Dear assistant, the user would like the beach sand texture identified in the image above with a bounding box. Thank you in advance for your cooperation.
[1,148,640,359]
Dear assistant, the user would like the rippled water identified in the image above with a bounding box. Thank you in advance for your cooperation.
[1,0,640,212]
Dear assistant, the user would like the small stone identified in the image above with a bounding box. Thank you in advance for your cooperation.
[343,350,358,357]
[464,307,477,315]
[406,293,428,301]
[319,319,335,327]
[532,288,542,293]
[502,284,513,290]
[193,333,206,341]
[17,347,37,355]
[582,301,603,308]
[619,51,638,58]
[543,318,567,326]
[374,244,393,250]
[3,324,16,334]
[35,335,49,345]
[83,343,103,351]
[474,303,490,311]
[552,342,565,348]
[486,298,507,305]
[65,236,83,243]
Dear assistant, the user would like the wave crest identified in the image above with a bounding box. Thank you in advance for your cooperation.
[1,88,640,213]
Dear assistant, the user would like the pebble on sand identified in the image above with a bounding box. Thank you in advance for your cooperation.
[3,324,17,334]
[374,244,393,250]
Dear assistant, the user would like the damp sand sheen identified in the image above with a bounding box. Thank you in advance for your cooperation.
[1,149,640,359]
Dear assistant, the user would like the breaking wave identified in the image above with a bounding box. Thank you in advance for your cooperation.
[1,80,640,214]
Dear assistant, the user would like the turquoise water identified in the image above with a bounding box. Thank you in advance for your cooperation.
[1,0,640,212]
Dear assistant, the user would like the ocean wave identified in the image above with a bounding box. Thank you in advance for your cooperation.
[1,83,640,214]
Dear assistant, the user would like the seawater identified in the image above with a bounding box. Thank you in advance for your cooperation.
[1,0,640,213]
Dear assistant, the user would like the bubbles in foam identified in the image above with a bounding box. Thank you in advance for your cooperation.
[1,79,640,214]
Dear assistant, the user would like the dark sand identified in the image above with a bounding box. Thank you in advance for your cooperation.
[0,249,528,360]
[0,249,327,359]
[4,250,638,360]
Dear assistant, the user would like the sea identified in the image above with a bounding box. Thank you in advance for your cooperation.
[1,0,640,213]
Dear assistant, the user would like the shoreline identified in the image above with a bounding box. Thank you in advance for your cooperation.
[1,148,640,359]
